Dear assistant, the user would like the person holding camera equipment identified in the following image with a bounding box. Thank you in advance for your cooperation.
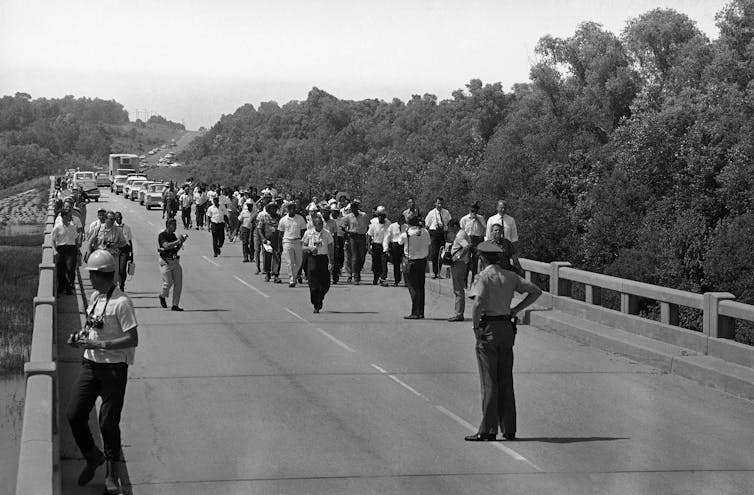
[158,218,187,311]
[88,211,127,287]
[66,249,138,494]
[464,241,541,442]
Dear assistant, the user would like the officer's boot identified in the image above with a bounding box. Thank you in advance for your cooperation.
[104,460,121,494]
[77,446,105,486]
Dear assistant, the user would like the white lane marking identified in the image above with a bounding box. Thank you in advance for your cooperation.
[202,255,220,267]
[284,308,309,323]
[371,364,388,373]
[434,405,542,471]
[233,276,270,298]
[387,374,428,400]
[316,328,355,352]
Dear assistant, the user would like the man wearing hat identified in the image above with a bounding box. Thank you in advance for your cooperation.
[460,201,487,280]
[66,249,139,493]
[367,206,390,285]
[464,241,541,442]
[257,201,282,282]
[398,213,430,318]
[343,199,370,284]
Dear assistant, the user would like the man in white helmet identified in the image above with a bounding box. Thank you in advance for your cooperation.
[66,249,139,494]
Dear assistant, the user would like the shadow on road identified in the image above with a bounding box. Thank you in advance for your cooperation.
[326,310,379,314]
[513,436,629,443]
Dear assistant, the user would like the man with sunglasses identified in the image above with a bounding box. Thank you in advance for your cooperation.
[66,249,139,494]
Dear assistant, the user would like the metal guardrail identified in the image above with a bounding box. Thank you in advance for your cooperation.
[16,177,59,495]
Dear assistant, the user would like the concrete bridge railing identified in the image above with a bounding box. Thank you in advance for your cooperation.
[520,259,754,368]
[16,177,60,495]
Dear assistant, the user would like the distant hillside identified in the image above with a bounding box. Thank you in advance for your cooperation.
[0,92,187,187]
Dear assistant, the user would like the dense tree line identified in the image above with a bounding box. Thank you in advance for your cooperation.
[182,0,754,331]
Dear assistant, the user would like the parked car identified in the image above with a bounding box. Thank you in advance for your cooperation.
[137,181,156,204]
[95,172,110,187]
[127,179,148,200]
[123,175,147,198]
[112,175,128,194]
[145,183,167,210]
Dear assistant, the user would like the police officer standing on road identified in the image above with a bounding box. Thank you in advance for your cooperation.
[464,241,541,442]
[66,250,139,494]
[158,218,187,311]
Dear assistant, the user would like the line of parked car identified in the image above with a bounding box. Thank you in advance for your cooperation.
[107,173,170,210]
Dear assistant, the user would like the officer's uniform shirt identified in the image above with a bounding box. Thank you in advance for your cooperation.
[468,265,538,316]
[398,226,430,259]
[460,213,486,237]
[207,204,228,224]
[84,286,138,365]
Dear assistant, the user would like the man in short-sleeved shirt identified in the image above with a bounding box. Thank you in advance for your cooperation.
[278,203,307,286]
[206,197,228,257]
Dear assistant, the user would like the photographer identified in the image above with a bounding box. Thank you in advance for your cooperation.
[158,218,187,311]
[66,249,138,493]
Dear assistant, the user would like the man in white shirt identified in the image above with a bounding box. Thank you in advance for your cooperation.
[87,209,107,244]
[238,201,258,262]
[424,197,452,279]
[367,206,390,285]
[302,216,334,313]
[460,201,487,280]
[485,199,518,245]
[114,212,133,292]
[179,185,193,229]
[278,202,307,287]
[382,215,406,287]
[194,186,209,230]
[343,199,370,285]
[52,207,80,295]
[206,197,228,257]
[398,214,431,319]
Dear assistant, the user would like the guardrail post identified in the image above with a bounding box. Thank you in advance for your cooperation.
[703,292,736,339]
[621,293,640,315]
[550,262,572,296]
[585,285,602,306]
[660,302,679,326]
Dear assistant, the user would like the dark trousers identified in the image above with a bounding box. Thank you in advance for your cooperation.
[475,320,516,436]
[254,228,263,271]
[389,241,403,285]
[263,237,281,276]
[118,245,132,291]
[181,206,192,228]
[56,245,77,291]
[370,242,387,283]
[332,236,345,283]
[298,251,309,280]
[195,203,206,229]
[469,235,483,281]
[307,254,330,310]
[428,229,446,276]
[210,222,225,255]
[240,226,252,261]
[405,258,426,316]
[67,359,128,461]
[349,233,367,281]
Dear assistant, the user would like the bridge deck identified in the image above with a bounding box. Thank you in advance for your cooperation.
[57,191,754,494]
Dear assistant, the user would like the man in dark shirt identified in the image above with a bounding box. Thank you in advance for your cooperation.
[158,218,187,311]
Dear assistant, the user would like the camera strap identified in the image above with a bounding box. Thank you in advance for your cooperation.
[88,284,116,319]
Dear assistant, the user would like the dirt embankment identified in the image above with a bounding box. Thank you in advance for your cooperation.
[0,188,48,229]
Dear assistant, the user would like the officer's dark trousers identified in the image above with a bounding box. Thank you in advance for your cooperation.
[240,226,252,261]
[332,236,344,283]
[405,258,426,316]
[389,241,403,285]
[307,254,330,310]
[475,320,516,436]
[370,242,387,283]
[210,222,225,255]
[67,359,128,461]
[428,229,445,276]
[349,234,367,282]
[56,244,77,291]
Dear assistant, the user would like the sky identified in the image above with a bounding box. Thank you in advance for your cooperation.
[0,0,729,130]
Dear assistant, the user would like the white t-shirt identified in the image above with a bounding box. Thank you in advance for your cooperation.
[382,222,406,252]
[52,222,78,247]
[278,214,307,240]
[83,286,138,365]
[367,219,391,245]
[207,204,228,224]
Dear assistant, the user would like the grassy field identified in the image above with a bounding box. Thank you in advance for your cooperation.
[0,176,49,201]
[0,240,42,373]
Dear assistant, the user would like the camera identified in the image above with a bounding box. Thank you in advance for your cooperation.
[67,328,90,345]
[86,316,104,330]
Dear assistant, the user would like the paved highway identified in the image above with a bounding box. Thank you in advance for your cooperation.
[60,190,754,494]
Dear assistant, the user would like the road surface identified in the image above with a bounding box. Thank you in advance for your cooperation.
[58,190,754,494]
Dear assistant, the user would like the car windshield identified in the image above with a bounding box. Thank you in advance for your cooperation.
[75,172,94,180]
[149,185,165,193]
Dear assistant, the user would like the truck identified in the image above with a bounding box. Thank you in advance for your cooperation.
[71,171,101,201]
[108,154,140,182]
